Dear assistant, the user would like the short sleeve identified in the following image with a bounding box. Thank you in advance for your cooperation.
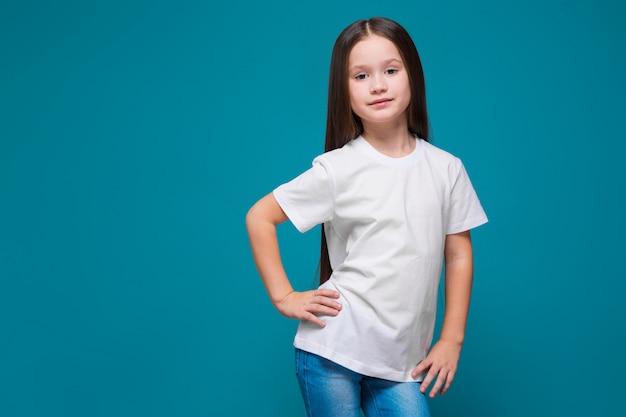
[446,160,488,235]
[273,158,335,233]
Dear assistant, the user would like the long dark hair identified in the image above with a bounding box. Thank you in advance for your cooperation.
[319,17,430,285]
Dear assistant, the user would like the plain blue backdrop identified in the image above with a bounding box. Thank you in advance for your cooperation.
[1,0,625,416]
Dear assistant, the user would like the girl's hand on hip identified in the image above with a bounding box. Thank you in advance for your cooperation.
[275,289,341,327]
[411,339,462,398]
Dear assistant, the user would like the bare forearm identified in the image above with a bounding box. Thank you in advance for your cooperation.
[246,217,294,304]
[245,194,293,305]
[439,231,474,346]
[440,261,473,346]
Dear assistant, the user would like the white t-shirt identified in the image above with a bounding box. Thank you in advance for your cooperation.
[273,136,488,382]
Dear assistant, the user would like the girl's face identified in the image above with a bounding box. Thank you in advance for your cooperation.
[347,34,411,129]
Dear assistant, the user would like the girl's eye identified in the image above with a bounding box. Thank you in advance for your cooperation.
[355,73,368,80]
[386,68,398,75]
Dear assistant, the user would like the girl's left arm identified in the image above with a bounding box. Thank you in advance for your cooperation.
[411,230,474,397]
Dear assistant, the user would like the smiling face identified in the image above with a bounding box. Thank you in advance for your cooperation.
[347,34,411,130]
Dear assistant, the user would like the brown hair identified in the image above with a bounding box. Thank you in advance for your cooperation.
[319,17,430,285]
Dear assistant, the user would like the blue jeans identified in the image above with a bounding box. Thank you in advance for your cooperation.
[295,348,431,417]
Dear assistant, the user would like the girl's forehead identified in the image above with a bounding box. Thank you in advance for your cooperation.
[349,35,402,63]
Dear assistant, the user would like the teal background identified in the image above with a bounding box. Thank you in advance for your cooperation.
[1,0,625,416]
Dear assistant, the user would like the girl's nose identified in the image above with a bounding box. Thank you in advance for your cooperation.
[370,75,387,94]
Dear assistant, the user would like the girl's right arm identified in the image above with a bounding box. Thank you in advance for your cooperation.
[245,193,341,327]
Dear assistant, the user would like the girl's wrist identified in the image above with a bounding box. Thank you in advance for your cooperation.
[269,287,294,306]
[438,331,465,347]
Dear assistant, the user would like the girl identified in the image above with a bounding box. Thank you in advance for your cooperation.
[246,17,487,417]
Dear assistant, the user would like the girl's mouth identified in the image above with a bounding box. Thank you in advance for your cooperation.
[370,98,392,106]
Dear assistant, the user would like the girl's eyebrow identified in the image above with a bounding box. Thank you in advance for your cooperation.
[349,58,403,72]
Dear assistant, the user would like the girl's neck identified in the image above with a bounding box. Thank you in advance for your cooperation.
[361,122,415,158]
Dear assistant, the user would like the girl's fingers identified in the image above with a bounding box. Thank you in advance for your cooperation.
[306,294,341,317]
[308,304,341,317]
[412,361,428,378]
[423,367,455,397]
[440,370,455,395]
[429,371,446,398]
[315,289,340,298]
[419,367,437,393]
[312,295,342,310]
[281,290,342,326]
[304,312,326,327]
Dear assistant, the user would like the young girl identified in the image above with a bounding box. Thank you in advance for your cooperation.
[246,17,487,417]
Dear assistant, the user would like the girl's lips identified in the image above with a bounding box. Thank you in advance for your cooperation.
[370,98,393,105]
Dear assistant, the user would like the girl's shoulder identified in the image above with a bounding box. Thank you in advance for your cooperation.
[309,138,370,183]
[420,139,467,173]
[314,138,362,165]
[420,139,461,163]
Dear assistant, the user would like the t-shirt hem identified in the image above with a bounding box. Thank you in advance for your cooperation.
[294,337,422,383]
[447,213,489,235]
[272,188,310,233]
